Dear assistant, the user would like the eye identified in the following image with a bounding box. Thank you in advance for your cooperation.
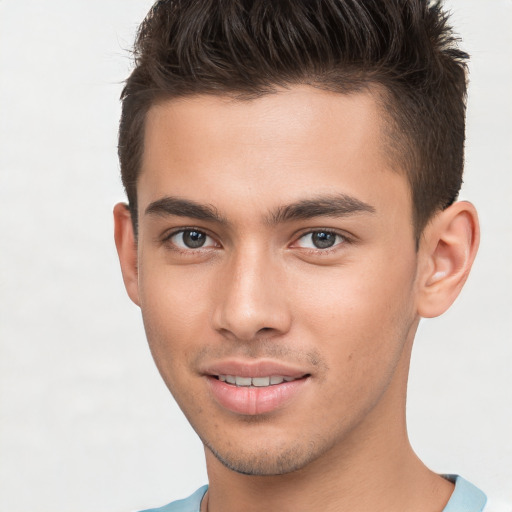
[295,230,345,250]
[167,229,217,250]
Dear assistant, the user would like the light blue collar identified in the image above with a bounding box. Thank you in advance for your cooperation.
[442,475,487,512]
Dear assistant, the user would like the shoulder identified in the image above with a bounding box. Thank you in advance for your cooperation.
[137,485,208,512]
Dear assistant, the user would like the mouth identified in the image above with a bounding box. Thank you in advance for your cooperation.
[215,374,306,387]
[203,363,311,415]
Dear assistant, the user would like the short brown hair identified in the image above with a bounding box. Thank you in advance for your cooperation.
[119,0,468,238]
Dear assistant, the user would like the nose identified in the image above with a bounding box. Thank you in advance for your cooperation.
[212,246,292,341]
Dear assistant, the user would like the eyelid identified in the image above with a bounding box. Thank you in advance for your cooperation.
[290,228,353,250]
[162,227,221,250]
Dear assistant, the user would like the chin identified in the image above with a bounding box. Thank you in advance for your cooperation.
[204,438,326,476]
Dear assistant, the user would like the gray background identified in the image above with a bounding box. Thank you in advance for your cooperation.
[0,1,511,510]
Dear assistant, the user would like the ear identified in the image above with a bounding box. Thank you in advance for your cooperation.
[416,201,480,318]
[113,203,140,306]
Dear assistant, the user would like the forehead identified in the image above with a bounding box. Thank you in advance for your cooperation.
[138,86,410,224]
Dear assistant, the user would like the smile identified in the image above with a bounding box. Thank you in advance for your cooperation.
[207,373,310,415]
[217,375,299,387]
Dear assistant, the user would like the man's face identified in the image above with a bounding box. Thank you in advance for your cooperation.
[131,86,421,475]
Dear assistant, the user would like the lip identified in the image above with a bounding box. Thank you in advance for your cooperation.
[201,359,308,379]
[202,359,310,415]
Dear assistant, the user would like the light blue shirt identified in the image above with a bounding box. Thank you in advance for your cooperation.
[442,475,487,512]
[139,485,207,512]
[139,475,487,512]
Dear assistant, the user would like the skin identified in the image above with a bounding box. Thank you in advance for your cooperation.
[114,86,479,511]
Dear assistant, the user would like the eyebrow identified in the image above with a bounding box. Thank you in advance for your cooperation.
[267,194,376,225]
[144,193,375,225]
[145,196,226,223]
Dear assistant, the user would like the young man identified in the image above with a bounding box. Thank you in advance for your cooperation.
[114,1,487,510]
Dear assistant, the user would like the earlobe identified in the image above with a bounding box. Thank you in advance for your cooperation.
[113,203,141,306]
[417,201,480,318]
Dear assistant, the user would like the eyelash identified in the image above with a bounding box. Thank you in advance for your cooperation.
[162,227,219,254]
[161,228,352,254]
[291,229,351,254]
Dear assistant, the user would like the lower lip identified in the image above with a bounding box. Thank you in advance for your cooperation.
[206,376,309,415]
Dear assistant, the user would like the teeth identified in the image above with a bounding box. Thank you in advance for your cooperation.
[218,375,298,387]
[252,377,270,387]
[235,376,252,386]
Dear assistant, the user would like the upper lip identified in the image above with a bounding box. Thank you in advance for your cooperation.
[200,359,310,379]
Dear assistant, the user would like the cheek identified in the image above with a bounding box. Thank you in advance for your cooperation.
[288,259,417,425]
[138,262,214,374]
[289,252,417,365]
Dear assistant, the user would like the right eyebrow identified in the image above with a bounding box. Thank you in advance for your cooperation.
[145,196,227,224]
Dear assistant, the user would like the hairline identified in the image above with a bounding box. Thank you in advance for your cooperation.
[127,79,422,242]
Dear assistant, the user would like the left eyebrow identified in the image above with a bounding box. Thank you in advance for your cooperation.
[267,194,376,225]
